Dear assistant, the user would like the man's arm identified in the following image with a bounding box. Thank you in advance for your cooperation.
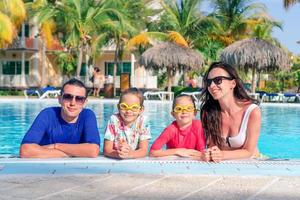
[54,143,99,158]
[20,144,69,158]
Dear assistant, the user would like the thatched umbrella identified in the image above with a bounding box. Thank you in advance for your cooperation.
[220,38,290,93]
[140,42,204,91]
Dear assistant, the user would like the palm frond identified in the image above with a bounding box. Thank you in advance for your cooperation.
[40,20,55,48]
[0,12,14,47]
[167,31,189,47]
[284,0,299,9]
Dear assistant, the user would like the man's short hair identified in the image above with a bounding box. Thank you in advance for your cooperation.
[61,78,88,97]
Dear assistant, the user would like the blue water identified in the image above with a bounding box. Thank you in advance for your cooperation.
[0,100,299,159]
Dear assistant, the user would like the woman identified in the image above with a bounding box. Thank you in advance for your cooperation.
[93,67,105,97]
[200,62,261,162]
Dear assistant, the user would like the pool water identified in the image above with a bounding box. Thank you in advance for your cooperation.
[0,100,299,159]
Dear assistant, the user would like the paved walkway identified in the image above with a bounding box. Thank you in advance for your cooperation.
[1,158,300,200]
[1,174,300,200]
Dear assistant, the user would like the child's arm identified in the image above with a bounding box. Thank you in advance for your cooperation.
[103,140,122,159]
[150,148,181,157]
[126,140,149,159]
[150,148,203,158]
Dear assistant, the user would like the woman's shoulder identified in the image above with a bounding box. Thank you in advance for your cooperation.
[241,103,261,122]
[240,102,260,111]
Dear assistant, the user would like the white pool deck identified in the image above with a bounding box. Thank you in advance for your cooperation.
[1,157,300,200]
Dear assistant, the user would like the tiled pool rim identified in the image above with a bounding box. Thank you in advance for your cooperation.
[1,157,300,176]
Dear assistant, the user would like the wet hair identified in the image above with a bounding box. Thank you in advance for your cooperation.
[200,62,258,148]
[61,78,88,97]
[119,88,144,107]
[172,94,196,111]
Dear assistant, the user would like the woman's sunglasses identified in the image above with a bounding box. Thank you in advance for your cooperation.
[62,93,86,104]
[118,103,141,112]
[173,105,195,113]
[206,76,234,87]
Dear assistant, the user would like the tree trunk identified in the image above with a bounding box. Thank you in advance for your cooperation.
[41,41,46,87]
[85,52,90,85]
[251,67,257,93]
[20,23,26,88]
[257,71,261,90]
[113,47,119,97]
[76,46,83,78]
[167,69,173,92]
[21,51,26,87]
[183,69,189,87]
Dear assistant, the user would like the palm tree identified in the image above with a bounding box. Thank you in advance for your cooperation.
[28,0,125,77]
[284,0,300,8]
[148,0,206,47]
[128,0,208,90]
[0,0,26,48]
[251,15,282,44]
[103,0,155,96]
[209,0,266,46]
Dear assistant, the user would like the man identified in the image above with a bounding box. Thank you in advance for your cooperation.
[20,78,100,158]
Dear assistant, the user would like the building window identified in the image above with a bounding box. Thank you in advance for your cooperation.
[2,61,30,75]
[18,23,30,37]
[105,62,131,76]
[80,63,87,76]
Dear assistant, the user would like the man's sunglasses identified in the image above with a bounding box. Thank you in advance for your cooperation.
[206,76,234,87]
[62,93,86,104]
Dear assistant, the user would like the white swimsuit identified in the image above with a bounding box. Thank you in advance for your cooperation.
[225,104,259,148]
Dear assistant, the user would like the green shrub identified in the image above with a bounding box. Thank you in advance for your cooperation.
[0,90,23,96]
[172,86,200,97]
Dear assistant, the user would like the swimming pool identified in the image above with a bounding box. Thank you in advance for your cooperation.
[0,99,299,159]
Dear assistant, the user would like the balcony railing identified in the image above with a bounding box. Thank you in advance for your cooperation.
[4,37,39,51]
[0,75,158,89]
[0,75,40,88]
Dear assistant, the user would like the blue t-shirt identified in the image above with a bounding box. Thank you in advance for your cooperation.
[21,107,100,146]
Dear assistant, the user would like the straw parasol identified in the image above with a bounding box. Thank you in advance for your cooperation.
[140,42,204,91]
[220,38,290,93]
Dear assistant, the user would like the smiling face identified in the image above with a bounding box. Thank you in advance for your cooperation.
[207,67,236,100]
[118,93,144,127]
[171,96,196,128]
[59,84,87,123]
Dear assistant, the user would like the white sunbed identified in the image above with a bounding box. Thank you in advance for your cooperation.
[39,90,61,99]
[181,91,201,101]
[144,91,174,101]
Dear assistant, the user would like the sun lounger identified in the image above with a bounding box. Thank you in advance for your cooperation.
[248,93,260,101]
[181,91,201,101]
[283,93,300,102]
[24,86,59,99]
[144,91,174,101]
[39,90,61,99]
[259,92,288,103]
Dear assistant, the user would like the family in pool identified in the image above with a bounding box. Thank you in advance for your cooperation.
[19,62,261,162]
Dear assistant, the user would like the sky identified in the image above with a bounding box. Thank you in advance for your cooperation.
[263,0,300,55]
[203,0,300,55]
